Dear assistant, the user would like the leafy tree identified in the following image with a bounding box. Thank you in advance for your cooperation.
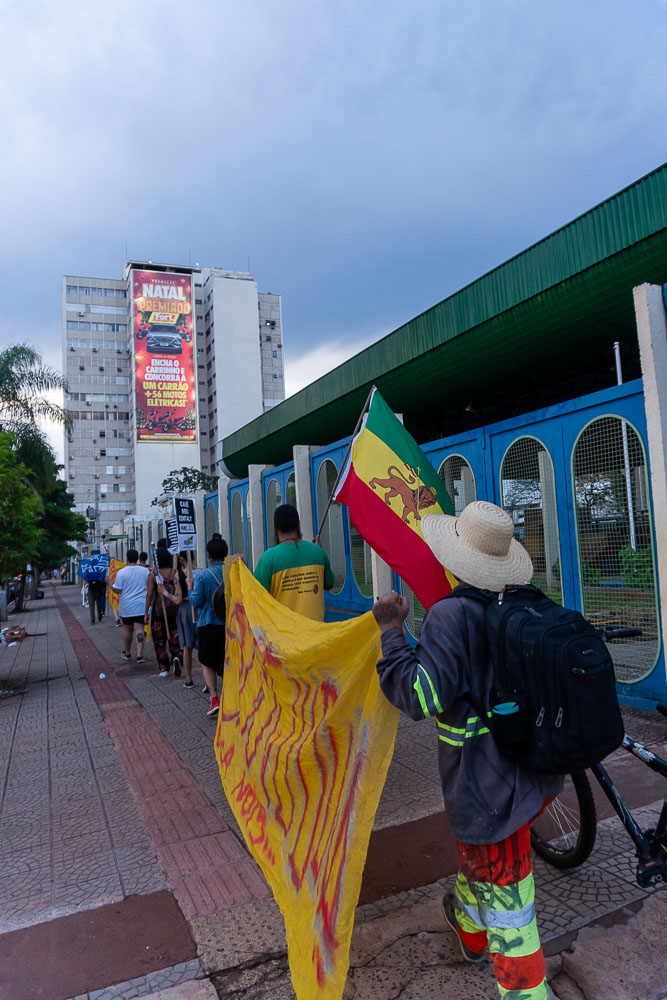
[35,479,87,571]
[0,343,68,431]
[0,347,82,607]
[151,466,219,506]
[0,432,42,583]
[0,427,85,607]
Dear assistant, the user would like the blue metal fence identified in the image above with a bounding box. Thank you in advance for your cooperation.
[221,379,665,707]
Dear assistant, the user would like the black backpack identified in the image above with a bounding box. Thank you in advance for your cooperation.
[453,584,624,774]
[206,568,226,621]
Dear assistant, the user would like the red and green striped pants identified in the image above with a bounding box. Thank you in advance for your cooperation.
[454,818,550,999]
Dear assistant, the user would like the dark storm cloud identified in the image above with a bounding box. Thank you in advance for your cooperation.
[2,0,666,401]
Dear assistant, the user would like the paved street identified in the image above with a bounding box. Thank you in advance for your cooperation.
[0,582,665,1000]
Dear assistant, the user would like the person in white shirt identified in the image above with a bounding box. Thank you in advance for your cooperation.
[112,549,150,663]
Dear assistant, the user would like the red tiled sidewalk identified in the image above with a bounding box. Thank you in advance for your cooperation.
[54,589,270,920]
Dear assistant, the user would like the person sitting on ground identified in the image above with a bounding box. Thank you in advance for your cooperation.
[176,550,197,688]
[253,504,335,622]
[146,548,184,678]
[112,549,150,663]
[372,501,562,1000]
[189,534,228,717]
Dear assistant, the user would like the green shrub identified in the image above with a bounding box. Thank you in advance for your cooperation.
[620,546,654,589]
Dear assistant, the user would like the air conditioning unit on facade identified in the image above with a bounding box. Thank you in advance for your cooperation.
[94,474,100,479]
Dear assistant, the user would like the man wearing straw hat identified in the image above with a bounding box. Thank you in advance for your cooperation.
[372,501,562,1000]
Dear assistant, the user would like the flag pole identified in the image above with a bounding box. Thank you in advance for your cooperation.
[315,385,375,543]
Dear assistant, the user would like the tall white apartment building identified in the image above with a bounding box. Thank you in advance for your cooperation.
[62,262,284,541]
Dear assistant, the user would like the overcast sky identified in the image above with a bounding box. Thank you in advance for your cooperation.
[2,0,666,459]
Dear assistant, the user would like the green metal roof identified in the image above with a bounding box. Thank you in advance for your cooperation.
[223,163,667,477]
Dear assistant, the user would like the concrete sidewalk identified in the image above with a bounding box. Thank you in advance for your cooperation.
[0,582,665,1000]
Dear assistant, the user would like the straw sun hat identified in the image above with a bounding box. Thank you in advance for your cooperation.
[421,501,533,593]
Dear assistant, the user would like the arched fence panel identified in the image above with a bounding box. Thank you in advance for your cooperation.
[572,415,659,685]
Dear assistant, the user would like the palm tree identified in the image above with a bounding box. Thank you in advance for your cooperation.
[0,343,69,430]
[0,345,70,609]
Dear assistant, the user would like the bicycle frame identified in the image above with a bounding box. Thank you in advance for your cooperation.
[590,734,667,888]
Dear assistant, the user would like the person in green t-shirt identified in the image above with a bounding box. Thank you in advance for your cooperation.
[254,504,335,621]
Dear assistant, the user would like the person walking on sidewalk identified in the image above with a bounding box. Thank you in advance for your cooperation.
[189,533,227,717]
[177,550,197,688]
[112,549,150,663]
[253,504,335,621]
[372,501,562,1000]
[87,578,105,624]
[146,548,184,678]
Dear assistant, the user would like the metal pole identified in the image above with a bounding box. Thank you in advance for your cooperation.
[614,342,637,551]
[315,386,375,542]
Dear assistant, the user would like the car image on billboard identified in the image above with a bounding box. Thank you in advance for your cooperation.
[145,325,183,354]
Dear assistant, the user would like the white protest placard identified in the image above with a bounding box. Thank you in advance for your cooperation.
[173,497,197,550]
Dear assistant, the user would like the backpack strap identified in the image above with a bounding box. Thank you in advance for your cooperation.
[206,567,223,588]
[443,586,496,728]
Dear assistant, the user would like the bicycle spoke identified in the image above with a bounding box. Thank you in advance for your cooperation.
[540,794,581,848]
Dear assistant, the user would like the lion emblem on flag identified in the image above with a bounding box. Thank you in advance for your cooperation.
[368,466,438,525]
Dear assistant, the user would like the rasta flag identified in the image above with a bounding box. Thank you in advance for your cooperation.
[333,387,456,608]
[215,559,399,1000]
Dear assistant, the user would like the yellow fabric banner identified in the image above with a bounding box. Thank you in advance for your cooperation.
[215,560,399,1000]
[107,558,124,614]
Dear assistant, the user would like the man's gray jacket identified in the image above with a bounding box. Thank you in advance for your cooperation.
[377,587,563,845]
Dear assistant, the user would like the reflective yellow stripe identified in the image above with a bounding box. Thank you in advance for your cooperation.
[418,664,443,714]
[438,732,464,747]
[437,720,466,734]
[413,665,443,717]
[437,723,490,744]
[413,676,430,717]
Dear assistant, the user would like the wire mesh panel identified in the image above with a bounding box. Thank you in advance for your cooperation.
[285,472,296,508]
[231,491,244,556]
[315,459,346,595]
[438,454,477,515]
[349,522,373,598]
[500,437,563,604]
[400,579,427,640]
[203,502,215,543]
[572,416,658,683]
[265,479,282,542]
[244,491,253,565]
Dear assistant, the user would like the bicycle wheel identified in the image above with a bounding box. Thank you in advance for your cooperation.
[531,770,597,869]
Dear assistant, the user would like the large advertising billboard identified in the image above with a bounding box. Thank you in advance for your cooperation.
[132,269,197,442]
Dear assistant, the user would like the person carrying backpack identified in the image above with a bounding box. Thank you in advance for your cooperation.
[189,533,228,717]
[372,501,563,1000]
